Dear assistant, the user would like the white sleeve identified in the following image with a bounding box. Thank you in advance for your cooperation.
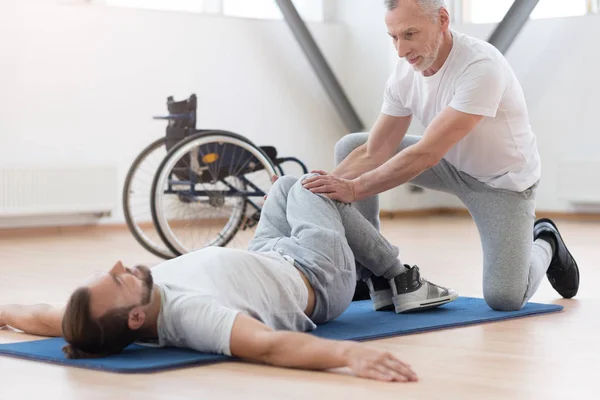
[381,70,413,117]
[174,296,241,356]
[449,59,507,118]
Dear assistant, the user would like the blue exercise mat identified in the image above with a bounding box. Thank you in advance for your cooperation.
[0,297,562,373]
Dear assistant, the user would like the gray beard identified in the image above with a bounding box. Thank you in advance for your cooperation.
[413,33,444,72]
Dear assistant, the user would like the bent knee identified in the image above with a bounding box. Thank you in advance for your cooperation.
[334,133,369,164]
[273,175,298,191]
[484,289,526,311]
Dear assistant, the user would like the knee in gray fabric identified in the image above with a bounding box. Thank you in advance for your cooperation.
[483,289,525,311]
[334,133,368,165]
[273,175,298,192]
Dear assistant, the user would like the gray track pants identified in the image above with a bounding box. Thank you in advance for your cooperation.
[335,133,553,311]
[248,174,404,324]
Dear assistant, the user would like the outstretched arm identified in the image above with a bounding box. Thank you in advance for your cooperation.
[0,304,64,337]
[229,313,418,382]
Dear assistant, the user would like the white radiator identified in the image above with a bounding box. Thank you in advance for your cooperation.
[0,166,118,218]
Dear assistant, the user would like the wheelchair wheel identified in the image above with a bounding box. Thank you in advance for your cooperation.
[123,138,176,259]
[151,131,277,255]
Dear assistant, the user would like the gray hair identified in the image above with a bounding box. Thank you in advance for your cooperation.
[384,0,447,20]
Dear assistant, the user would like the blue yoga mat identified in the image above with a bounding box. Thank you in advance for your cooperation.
[0,297,562,373]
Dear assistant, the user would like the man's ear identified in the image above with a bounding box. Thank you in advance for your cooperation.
[128,308,146,331]
[439,8,450,30]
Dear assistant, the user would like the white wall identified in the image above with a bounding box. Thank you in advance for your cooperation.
[0,0,348,225]
[2,0,599,228]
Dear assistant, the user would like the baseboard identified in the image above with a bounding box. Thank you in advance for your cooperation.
[2,208,599,237]
[379,208,468,218]
[380,207,600,221]
[0,218,235,238]
[0,222,129,238]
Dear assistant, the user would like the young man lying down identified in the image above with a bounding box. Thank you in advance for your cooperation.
[0,174,458,382]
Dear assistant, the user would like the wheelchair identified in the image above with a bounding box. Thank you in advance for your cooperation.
[123,94,309,259]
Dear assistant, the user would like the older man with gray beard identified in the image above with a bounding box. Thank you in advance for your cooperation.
[303,0,580,311]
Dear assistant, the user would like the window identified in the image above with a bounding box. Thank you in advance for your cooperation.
[461,0,590,24]
[106,0,208,14]
[222,0,283,19]
[103,0,325,22]
[223,0,324,21]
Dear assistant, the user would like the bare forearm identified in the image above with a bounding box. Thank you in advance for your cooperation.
[332,114,413,181]
[0,304,64,337]
[331,144,386,180]
[229,314,417,381]
[353,145,437,201]
[258,331,354,370]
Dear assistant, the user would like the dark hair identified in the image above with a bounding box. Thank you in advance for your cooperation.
[61,287,141,359]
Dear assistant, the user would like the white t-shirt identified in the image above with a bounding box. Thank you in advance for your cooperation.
[382,30,541,192]
[149,247,315,356]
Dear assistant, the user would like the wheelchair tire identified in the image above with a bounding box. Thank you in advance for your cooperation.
[151,130,278,255]
[123,138,176,260]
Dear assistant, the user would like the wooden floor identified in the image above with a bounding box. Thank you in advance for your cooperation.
[1,216,598,399]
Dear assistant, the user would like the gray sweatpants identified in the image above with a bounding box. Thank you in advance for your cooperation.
[335,133,553,311]
[248,174,404,324]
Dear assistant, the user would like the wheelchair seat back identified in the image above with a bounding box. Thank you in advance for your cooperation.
[166,94,197,152]
[160,94,277,186]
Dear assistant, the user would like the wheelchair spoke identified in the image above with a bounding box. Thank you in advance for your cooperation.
[152,133,276,254]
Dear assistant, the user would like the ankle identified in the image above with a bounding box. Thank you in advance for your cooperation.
[382,260,408,280]
[391,266,421,293]
[539,233,556,255]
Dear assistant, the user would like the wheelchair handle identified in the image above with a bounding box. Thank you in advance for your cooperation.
[152,112,195,121]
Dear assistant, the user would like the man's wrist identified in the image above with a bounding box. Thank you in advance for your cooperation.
[351,175,367,202]
[336,341,356,366]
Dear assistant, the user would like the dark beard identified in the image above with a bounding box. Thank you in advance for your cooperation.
[133,265,154,305]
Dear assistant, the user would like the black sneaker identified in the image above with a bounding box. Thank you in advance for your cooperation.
[533,218,580,298]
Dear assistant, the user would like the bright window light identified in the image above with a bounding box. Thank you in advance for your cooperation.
[106,0,207,13]
[467,0,588,24]
[531,0,588,19]
[223,0,324,21]
[104,0,324,21]
[222,0,282,19]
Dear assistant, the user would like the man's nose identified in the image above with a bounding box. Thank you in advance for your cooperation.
[110,260,126,275]
[397,40,410,58]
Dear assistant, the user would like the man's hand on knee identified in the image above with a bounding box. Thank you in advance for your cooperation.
[302,171,357,203]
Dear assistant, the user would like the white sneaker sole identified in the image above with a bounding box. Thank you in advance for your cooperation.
[393,291,459,314]
[370,289,394,311]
